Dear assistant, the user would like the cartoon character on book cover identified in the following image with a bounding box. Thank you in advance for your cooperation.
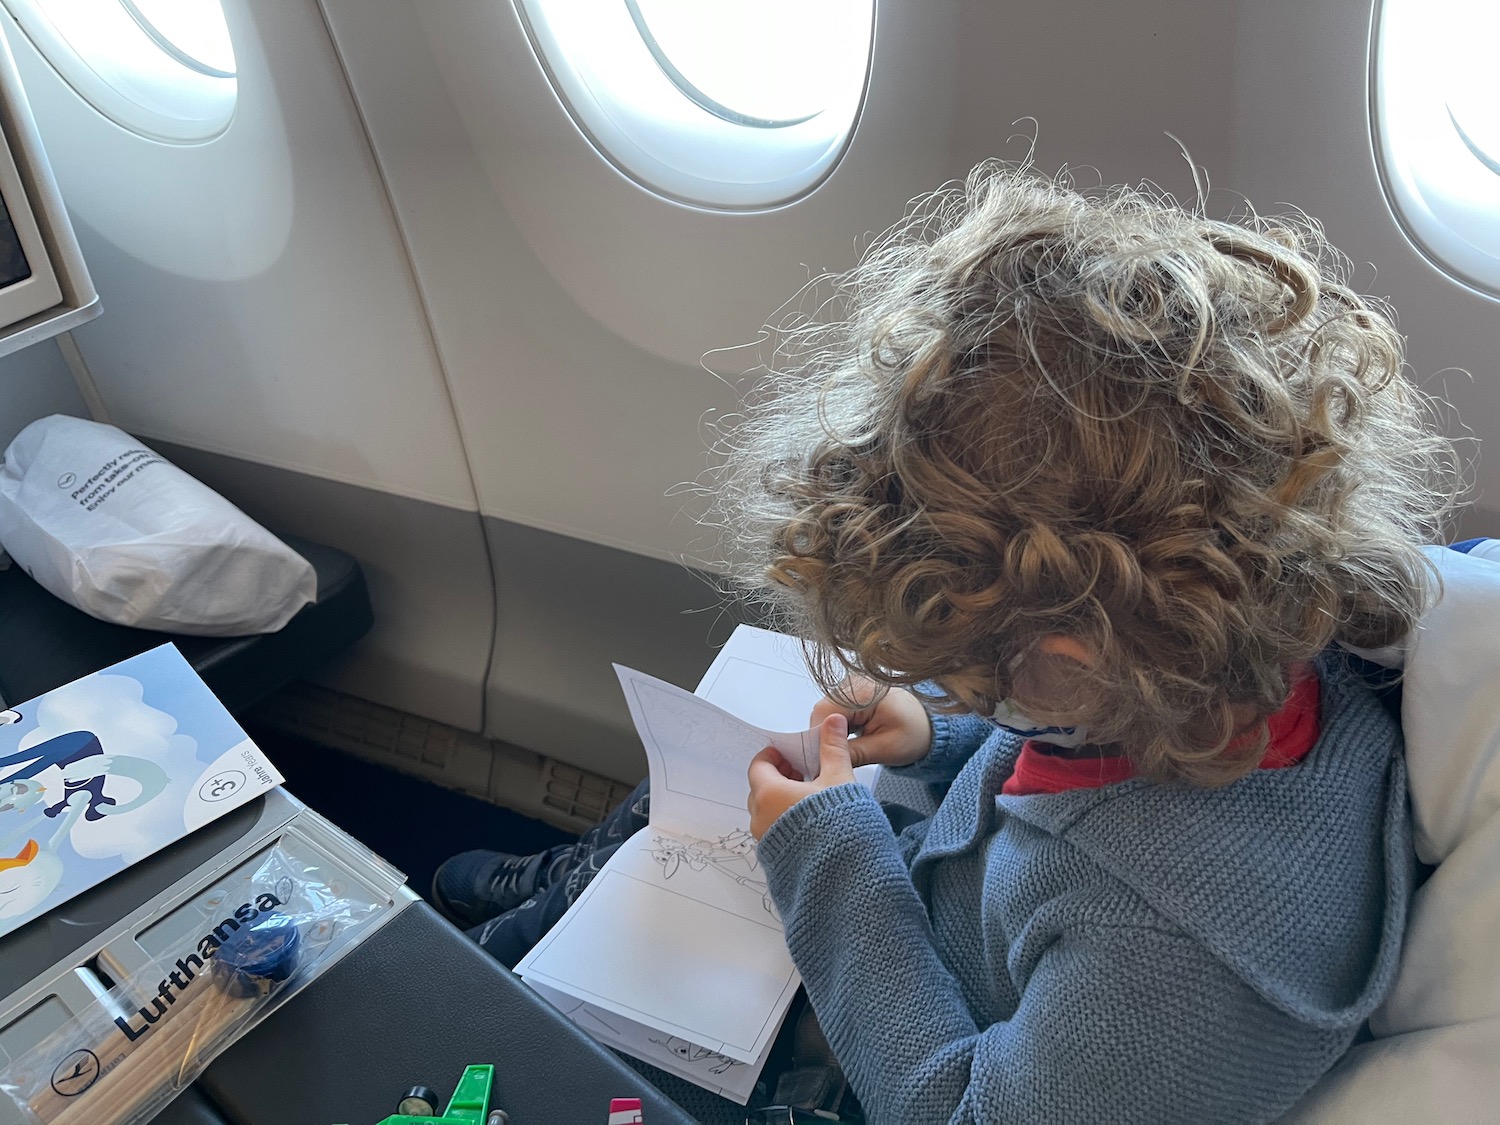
[0,719,170,919]
[0,646,282,931]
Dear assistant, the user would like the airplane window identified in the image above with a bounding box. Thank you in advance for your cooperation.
[119,0,236,78]
[0,0,237,142]
[627,0,849,127]
[514,0,874,209]
[1375,0,1500,296]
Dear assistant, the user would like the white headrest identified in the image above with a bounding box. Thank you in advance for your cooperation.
[1293,542,1500,1119]
[1397,545,1500,865]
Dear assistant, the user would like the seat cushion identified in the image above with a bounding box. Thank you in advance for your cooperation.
[0,534,371,712]
[1284,542,1500,1121]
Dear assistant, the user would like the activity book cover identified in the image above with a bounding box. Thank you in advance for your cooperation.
[0,644,283,937]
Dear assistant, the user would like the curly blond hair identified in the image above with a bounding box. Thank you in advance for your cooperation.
[713,162,1458,785]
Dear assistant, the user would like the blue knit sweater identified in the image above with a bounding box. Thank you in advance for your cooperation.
[756,654,1411,1124]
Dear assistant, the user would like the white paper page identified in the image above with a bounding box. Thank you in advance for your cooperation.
[697,624,881,792]
[528,980,770,1104]
[695,625,826,731]
[613,664,819,840]
[516,828,799,1065]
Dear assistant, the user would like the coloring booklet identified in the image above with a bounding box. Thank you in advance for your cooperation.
[517,626,875,1103]
[0,644,283,939]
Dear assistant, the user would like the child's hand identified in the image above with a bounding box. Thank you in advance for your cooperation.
[747,714,856,839]
[811,676,933,769]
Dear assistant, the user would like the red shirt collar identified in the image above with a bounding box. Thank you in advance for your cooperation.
[1001,666,1322,796]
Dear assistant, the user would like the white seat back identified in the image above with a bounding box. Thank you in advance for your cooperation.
[1288,543,1500,1121]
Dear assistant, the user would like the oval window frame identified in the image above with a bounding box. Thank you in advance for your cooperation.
[0,0,236,144]
[513,0,876,211]
[1372,0,1500,298]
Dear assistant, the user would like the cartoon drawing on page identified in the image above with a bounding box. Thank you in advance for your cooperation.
[649,830,775,916]
[541,986,750,1085]
[0,696,179,921]
[648,1036,744,1076]
[0,647,280,940]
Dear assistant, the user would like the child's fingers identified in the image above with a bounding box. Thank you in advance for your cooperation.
[774,746,806,780]
[818,714,854,778]
[748,746,801,784]
[845,730,902,768]
[810,695,877,731]
[809,675,885,731]
[747,749,812,837]
[748,725,856,839]
[747,747,780,788]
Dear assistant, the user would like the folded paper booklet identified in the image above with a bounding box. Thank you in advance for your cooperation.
[516,625,845,1103]
[0,644,283,939]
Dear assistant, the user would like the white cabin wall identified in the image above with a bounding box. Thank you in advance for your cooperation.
[948,0,1237,192]
[0,1,495,729]
[317,0,964,777]
[0,2,476,503]
[0,338,85,453]
[319,0,962,563]
[1229,0,1499,536]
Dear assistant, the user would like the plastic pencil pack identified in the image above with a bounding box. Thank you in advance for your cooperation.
[0,843,401,1125]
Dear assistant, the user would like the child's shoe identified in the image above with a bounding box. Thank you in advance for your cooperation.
[430,845,573,928]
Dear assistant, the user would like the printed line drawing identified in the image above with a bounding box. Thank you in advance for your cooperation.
[649,830,774,916]
[649,1036,744,1075]
[544,989,747,1082]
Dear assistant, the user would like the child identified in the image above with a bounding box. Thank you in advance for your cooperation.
[436,164,1455,1124]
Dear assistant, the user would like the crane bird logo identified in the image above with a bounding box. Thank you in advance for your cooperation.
[49,1048,100,1096]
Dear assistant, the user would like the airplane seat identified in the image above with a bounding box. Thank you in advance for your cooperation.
[0,532,372,712]
[1283,538,1500,1122]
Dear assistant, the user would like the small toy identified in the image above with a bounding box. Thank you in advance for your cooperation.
[395,1087,441,1116]
[369,1065,506,1125]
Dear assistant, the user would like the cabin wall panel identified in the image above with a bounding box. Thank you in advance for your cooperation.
[483,517,754,782]
[0,1,477,510]
[319,0,962,566]
[1230,0,1500,534]
[155,444,494,731]
[318,0,963,752]
[949,0,1237,190]
[0,338,84,452]
[0,1,496,727]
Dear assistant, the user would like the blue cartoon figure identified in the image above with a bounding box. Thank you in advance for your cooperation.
[0,707,170,919]
[0,729,116,821]
[0,727,174,821]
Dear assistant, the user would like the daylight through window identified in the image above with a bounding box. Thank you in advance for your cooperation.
[515,0,875,209]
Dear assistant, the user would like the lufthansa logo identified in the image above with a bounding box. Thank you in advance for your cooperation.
[50,1048,100,1096]
[198,770,245,803]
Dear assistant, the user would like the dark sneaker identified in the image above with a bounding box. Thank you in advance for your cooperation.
[431,847,568,928]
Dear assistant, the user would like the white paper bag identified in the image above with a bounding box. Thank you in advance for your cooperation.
[0,415,316,635]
